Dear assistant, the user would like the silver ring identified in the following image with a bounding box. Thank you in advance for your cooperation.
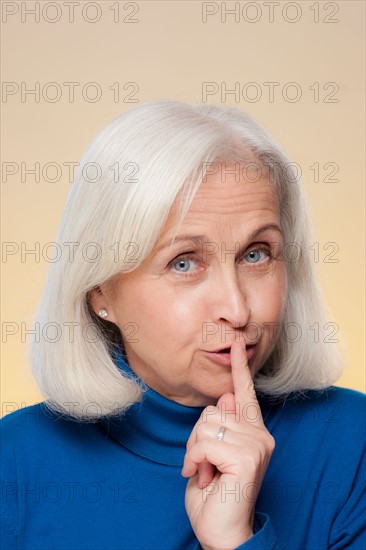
[217,426,225,441]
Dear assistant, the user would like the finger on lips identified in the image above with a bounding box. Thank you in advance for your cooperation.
[182,340,264,480]
[231,341,264,424]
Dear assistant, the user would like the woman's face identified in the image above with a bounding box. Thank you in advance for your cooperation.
[90,163,288,406]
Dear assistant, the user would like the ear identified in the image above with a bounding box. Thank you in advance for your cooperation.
[87,284,118,324]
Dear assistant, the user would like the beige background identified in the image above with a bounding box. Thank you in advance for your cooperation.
[1,0,365,415]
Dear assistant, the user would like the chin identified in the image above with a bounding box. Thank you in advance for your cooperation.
[199,383,235,406]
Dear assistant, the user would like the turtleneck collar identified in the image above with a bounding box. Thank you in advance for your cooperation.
[100,346,205,466]
[100,345,274,467]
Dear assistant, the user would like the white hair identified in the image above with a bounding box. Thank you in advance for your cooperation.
[29,99,343,420]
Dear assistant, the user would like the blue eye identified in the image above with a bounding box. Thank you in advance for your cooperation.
[245,249,267,263]
[172,258,196,272]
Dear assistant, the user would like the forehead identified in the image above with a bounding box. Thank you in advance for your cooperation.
[166,166,280,235]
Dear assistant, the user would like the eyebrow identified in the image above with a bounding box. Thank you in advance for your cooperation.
[155,223,282,253]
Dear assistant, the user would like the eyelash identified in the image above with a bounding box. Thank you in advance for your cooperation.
[167,245,274,276]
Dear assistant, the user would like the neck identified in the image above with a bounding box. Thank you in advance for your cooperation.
[98,345,273,466]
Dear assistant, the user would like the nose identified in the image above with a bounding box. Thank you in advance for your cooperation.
[209,266,251,329]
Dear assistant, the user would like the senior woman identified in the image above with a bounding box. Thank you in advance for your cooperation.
[1,100,365,549]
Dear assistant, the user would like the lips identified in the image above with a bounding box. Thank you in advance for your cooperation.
[205,344,256,365]
[214,347,231,354]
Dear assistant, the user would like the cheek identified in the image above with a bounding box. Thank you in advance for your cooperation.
[119,285,199,342]
[122,294,161,330]
[251,267,287,320]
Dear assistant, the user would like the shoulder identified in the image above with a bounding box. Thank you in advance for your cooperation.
[277,385,365,419]
[0,402,102,463]
[317,385,366,406]
[266,386,365,447]
[265,387,365,496]
[1,402,74,441]
[269,386,365,453]
[287,386,366,423]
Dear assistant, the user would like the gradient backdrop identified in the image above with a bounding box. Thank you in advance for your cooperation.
[1,0,365,415]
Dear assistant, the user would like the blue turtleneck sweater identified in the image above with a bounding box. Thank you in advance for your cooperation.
[1,348,365,549]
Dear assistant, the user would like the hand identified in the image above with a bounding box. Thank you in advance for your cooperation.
[181,341,275,550]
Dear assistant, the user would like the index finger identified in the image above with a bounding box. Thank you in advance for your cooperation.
[230,340,264,424]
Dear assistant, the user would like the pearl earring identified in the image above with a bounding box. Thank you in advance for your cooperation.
[98,309,108,318]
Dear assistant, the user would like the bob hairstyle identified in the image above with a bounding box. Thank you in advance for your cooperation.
[29,99,343,421]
